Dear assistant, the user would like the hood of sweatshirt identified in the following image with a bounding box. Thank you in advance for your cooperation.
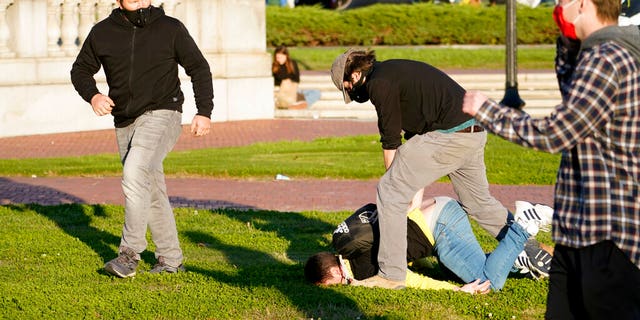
[582,25,640,63]
[108,5,165,28]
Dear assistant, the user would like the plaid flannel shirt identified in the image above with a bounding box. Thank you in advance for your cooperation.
[474,39,640,268]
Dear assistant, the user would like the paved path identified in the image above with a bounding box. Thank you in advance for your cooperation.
[0,119,554,212]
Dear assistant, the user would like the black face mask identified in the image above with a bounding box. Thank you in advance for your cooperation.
[121,7,151,28]
[347,83,369,103]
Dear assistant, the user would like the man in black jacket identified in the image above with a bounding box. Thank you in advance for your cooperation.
[329,49,552,289]
[70,0,214,278]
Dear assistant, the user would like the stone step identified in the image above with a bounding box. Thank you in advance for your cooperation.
[316,88,561,101]
[280,71,561,120]
[300,72,559,86]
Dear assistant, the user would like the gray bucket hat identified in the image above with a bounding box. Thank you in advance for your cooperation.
[330,48,357,104]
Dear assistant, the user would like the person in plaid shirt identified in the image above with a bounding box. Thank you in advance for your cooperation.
[462,0,640,318]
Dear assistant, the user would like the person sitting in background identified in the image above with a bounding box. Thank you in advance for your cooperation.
[304,197,553,292]
[272,45,321,110]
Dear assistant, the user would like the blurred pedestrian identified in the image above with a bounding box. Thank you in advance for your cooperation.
[272,45,321,109]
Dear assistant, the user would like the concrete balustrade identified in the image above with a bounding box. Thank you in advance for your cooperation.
[0,0,561,138]
[0,0,274,138]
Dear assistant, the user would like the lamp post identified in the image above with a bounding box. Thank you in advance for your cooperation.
[500,0,525,109]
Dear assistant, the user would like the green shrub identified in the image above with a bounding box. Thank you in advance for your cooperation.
[267,3,557,46]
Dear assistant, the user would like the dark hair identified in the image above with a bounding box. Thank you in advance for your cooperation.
[304,252,339,285]
[272,45,295,75]
[344,50,376,81]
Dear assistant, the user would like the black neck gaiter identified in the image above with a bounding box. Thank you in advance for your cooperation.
[121,7,151,28]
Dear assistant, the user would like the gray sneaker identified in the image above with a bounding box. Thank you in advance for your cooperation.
[104,247,139,278]
[149,256,185,274]
[512,240,552,279]
[524,239,552,277]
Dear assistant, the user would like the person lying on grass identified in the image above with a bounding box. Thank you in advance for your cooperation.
[304,197,553,293]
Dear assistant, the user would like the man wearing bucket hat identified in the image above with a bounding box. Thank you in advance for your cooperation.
[329,49,553,289]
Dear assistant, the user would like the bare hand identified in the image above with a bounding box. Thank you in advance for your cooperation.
[90,93,114,116]
[462,91,488,117]
[456,279,491,295]
[190,115,211,137]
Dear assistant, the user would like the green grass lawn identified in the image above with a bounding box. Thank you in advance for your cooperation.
[0,203,552,319]
[0,103,561,318]
[0,134,560,185]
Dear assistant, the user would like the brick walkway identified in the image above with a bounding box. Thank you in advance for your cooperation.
[0,119,553,212]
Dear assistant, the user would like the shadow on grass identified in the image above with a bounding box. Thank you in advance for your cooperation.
[184,207,369,318]
[0,178,121,266]
[184,228,364,319]
[0,178,166,268]
[0,177,267,267]
[4,203,120,271]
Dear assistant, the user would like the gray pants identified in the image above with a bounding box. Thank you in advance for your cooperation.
[115,109,183,267]
[376,131,508,281]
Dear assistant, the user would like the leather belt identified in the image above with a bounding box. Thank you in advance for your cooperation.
[456,125,484,133]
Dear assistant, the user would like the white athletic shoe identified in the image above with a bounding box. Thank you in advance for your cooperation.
[532,203,554,232]
[514,200,554,235]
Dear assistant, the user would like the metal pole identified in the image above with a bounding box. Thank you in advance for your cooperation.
[500,0,525,109]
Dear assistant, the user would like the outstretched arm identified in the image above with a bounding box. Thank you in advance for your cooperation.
[406,270,490,294]
[454,279,491,295]
[405,270,457,290]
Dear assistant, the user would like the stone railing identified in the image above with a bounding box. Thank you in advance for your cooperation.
[0,0,187,59]
[0,0,274,138]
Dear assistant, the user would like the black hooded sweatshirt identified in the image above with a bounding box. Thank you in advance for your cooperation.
[70,7,213,128]
[365,60,470,150]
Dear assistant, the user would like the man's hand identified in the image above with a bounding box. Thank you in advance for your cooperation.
[462,91,488,117]
[190,115,211,137]
[455,279,491,294]
[90,93,114,116]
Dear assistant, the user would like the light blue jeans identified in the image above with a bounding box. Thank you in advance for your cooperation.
[115,109,183,267]
[433,199,529,290]
[300,89,321,107]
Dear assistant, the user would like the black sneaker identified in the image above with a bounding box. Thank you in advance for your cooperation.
[523,239,552,278]
[149,256,185,274]
[104,247,139,278]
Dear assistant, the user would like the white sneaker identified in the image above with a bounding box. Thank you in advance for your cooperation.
[514,201,554,235]
[532,203,554,232]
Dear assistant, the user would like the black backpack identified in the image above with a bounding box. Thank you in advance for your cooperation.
[332,203,378,257]
[331,203,379,279]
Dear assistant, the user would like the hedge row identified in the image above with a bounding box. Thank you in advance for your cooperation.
[266,3,558,46]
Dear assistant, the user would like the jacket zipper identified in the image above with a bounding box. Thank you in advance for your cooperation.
[127,27,137,111]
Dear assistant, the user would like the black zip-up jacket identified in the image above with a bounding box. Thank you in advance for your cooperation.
[70,7,213,128]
